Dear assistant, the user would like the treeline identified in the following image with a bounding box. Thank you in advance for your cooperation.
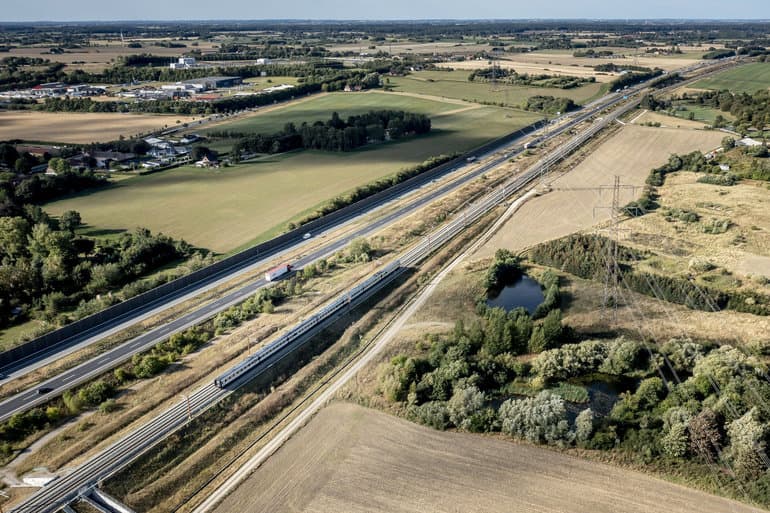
[0,59,65,91]
[702,49,736,60]
[609,69,663,91]
[524,95,577,115]
[691,89,770,133]
[40,70,381,115]
[468,68,594,89]
[528,233,770,315]
[0,158,108,216]
[0,210,195,328]
[594,63,652,73]
[231,110,430,155]
[573,49,614,58]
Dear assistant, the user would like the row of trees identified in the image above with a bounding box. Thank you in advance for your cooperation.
[231,110,431,155]
[524,95,577,115]
[468,68,594,89]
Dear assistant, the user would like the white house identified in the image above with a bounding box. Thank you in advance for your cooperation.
[170,57,197,69]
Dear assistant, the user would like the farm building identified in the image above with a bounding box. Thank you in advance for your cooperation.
[170,57,198,69]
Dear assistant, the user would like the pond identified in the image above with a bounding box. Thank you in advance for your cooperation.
[566,374,641,418]
[486,274,545,314]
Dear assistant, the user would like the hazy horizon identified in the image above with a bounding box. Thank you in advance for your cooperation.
[4,0,770,23]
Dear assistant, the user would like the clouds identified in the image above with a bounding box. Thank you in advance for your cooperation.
[4,0,770,21]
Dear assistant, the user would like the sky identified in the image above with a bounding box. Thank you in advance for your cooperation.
[3,0,770,22]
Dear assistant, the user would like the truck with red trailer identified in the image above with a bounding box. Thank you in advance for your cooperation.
[264,263,292,281]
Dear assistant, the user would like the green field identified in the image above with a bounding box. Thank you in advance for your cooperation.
[692,62,770,93]
[387,70,607,108]
[46,92,541,253]
[672,104,734,123]
[204,91,462,134]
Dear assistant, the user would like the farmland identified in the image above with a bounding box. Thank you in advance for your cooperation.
[0,111,197,144]
[199,90,470,149]
[475,123,725,259]
[4,39,220,72]
[212,402,763,513]
[46,92,541,252]
[387,69,607,108]
[690,62,770,93]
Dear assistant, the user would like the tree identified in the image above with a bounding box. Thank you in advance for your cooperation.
[541,309,563,348]
[347,237,373,262]
[191,146,215,161]
[661,422,689,458]
[47,157,71,174]
[688,408,722,463]
[575,408,594,444]
[722,136,736,150]
[59,210,82,233]
[447,384,485,430]
[0,144,19,168]
[14,157,31,174]
[0,216,31,262]
[727,407,767,480]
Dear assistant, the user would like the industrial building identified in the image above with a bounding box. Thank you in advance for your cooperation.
[181,76,243,91]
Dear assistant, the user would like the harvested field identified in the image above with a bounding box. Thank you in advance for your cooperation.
[474,124,724,260]
[0,111,196,144]
[445,58,615,81]
[503,50,701,73]
[630,110,712,129]
[212,401,763,513]
[6,41,219,72]
[389,70,607,107]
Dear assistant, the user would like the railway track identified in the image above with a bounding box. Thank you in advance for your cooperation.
[9,57,740,513]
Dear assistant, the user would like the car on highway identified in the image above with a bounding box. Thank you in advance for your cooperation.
[302,232,312,240]
[37,387,54,395]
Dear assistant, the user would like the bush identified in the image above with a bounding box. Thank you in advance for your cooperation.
[77,380,114,408]
[411,401,451,430]
[447,384,486,430]
[498,391,572,445]
[132,354,168,378]
[99,399,119,414]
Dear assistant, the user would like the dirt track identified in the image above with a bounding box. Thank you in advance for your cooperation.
[213,402,764,513]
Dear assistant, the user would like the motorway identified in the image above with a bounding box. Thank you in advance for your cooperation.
[8,58,742,513]
[0,129,545,419]
[0,89,603,422]
[0,56,739,422]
